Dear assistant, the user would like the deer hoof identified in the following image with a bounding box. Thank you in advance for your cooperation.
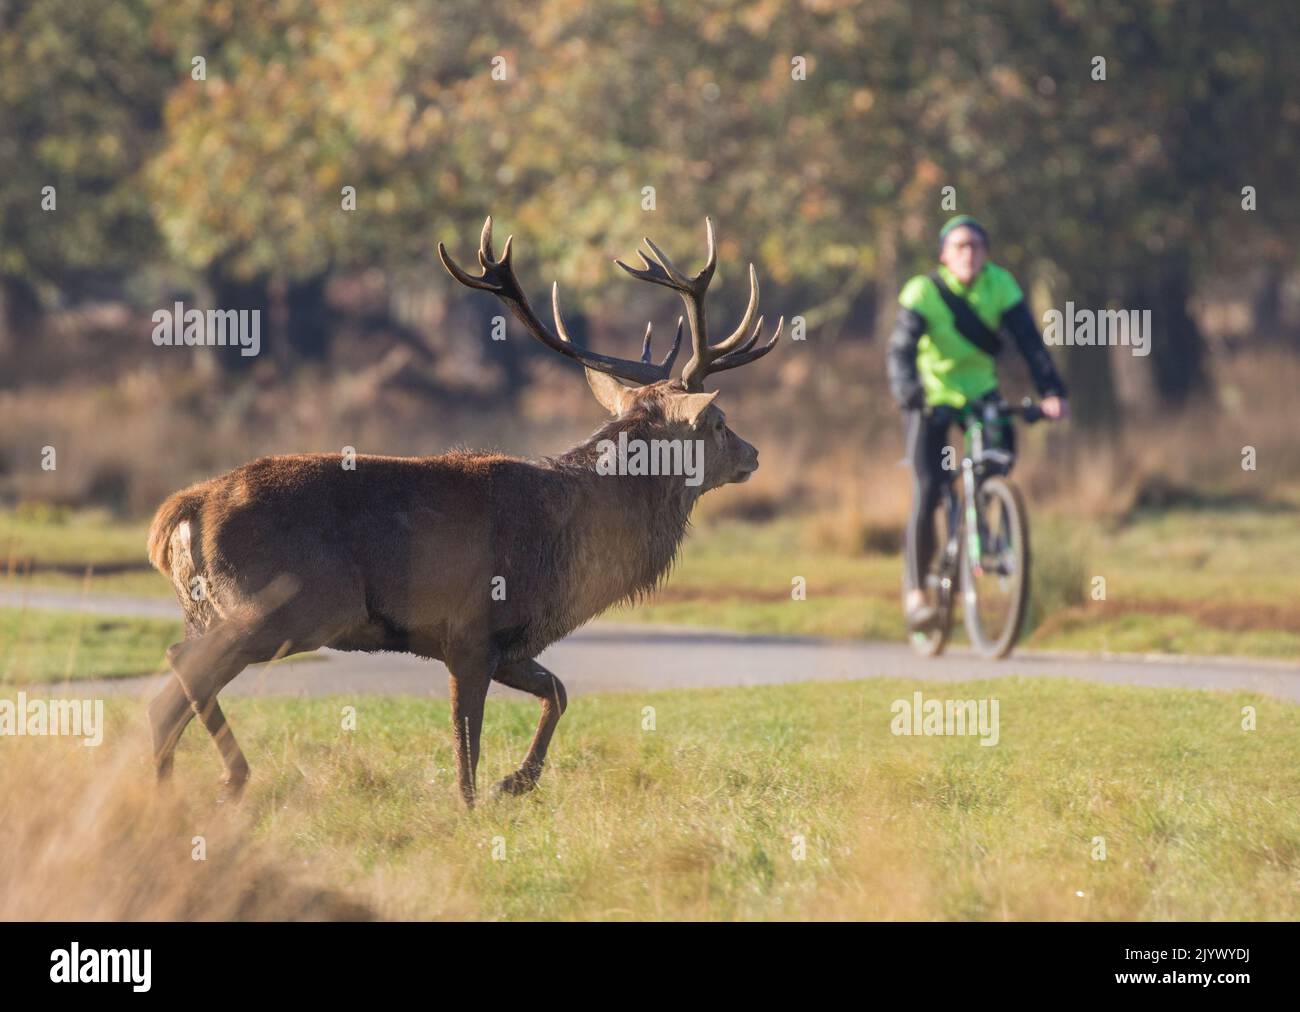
[492,770,539,798]
[216,774,247,806]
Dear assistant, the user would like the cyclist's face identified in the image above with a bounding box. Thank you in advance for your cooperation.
[940,227,988,285]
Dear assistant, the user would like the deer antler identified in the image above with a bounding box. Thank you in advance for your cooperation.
[438,217,680,386]
[615,218,782,391]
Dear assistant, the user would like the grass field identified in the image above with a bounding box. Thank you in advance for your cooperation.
[0,505,163,598]
[4,502,1300,672]
[1,677,1296,920]
[0,607,181,683]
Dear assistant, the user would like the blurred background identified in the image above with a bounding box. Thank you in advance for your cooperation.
[2,0,1299,655]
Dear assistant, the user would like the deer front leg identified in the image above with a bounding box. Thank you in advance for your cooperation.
[491,658,568,797]
[446,644,496,809]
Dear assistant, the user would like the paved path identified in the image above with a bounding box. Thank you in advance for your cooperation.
[4,588,1298,703]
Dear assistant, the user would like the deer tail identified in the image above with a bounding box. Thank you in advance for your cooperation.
[147,486,208,575]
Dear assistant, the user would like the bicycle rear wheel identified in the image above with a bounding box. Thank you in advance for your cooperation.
[961,476,1030,658]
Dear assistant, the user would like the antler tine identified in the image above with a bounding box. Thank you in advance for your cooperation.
[674,217,781,388]
[662,316,684,369]
[437,243,498,293]
[550,282,577,343]
[616,218,717,293]
[614,249,676,289]
[437,215,511,291]
[614,219,718,390]
[638,313,683,369]
[642,236,694,288]
[639,321,654,362]
[550,282,681,384]
[723,312,766,358]
[709,263,761,355]
[438,216,674,386]
[696,217,718,287]
[670,217,716,291]
[708,316,784,374]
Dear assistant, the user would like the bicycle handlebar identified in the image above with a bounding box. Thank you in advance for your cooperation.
[930,397,1054,424]
[995,397,1046,424]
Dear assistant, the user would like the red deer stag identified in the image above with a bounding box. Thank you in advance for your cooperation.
[146,217,781,807]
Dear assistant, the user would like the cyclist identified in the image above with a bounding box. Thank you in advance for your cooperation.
[887,215,1069,631]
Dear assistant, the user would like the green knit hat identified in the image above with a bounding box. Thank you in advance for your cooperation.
[939,214,989,249]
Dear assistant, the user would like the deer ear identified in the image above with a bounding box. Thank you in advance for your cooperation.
[668,390,719,427]
[584,367,634,415]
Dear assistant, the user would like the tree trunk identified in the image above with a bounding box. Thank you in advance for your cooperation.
[1135,253,1208,409]
[1063,342,1120,436]
[0,274,42,366]
[1251,261,1284,344]
[286,273,333,361]
[207,268,271,374]
[483,299,544,401]
[1060,280,1121,437]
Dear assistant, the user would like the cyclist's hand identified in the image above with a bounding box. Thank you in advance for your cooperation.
[1040,395,1068,420]
[901,386,927,412]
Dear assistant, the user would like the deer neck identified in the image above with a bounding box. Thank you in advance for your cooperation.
[553,416,701,616]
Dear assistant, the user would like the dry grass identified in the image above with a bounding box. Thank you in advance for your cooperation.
[0,702,375,920]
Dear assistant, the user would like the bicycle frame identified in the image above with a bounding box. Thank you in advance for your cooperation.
[943,402,1006,581]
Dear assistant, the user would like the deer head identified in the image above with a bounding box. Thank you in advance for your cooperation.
[438,217,781,491]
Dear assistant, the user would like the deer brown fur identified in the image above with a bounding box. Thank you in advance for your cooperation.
[147,218,780,807]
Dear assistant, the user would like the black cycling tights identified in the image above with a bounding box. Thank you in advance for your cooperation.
[902,403,1016,592]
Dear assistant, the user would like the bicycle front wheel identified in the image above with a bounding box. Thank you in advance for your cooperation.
[907,492,959,658]
[961,476,1030,659]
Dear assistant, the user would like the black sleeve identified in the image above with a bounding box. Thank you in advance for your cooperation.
[1001,300,1068,398]
[886,306,928,410]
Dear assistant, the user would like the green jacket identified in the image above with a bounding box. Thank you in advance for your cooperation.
[887,262,1067,410]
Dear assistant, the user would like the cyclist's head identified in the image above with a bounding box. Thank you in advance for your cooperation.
[939,215,989,285]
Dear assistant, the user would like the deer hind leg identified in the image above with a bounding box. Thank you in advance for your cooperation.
[194,696,249,803]
[154,625,267,801]
[149,647,194,784]
[491,658,568,797]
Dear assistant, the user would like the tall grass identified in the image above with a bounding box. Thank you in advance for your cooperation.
[7,344,1299,523]
[0,700,374,920]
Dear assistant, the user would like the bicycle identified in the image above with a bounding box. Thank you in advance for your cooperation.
[907,396,1044,659]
